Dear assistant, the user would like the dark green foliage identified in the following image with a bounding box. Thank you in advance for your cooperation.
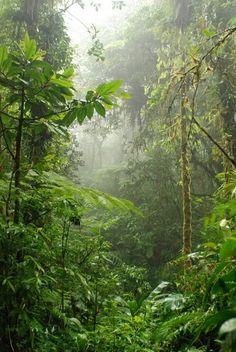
[0,33,135,351]
[0,164,142,351]
[0,0,236,351]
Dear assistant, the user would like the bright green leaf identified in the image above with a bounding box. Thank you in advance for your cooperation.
[63,67,74,78]
[0,46,8,67]
[121,91,131,99]
[202,28,217,38]
[220,238,236,259]
[23,33,37,59]
[50,78,73,88]
[100,95,114,105]
[96,80,123,96]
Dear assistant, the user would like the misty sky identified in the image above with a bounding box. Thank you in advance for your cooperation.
[65,0,125,45]
[65,0,153,45]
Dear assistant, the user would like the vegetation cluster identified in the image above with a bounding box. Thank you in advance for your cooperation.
[0,0,236,351]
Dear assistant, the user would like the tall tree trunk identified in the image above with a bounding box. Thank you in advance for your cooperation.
[14,88,25,224]
[173,0,193,255]
[22,0,39,37]
[181,90,192,255]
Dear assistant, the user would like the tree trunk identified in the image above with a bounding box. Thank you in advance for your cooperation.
[22,0,39,37]
[181,91,192,255]
[14,89,25,224]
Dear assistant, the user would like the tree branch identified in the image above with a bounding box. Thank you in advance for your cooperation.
[24,108,71,124]
[0,117,15,160]
[192,115,236,168]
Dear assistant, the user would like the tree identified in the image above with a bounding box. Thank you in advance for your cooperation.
[0,34,124,223]
[173,0,193,255]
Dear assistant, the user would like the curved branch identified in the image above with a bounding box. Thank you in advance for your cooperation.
[192,116,236,168]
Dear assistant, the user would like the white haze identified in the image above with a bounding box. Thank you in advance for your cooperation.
[64,0,154,182]
[65,0,154,45]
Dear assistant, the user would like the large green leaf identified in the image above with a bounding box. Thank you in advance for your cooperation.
[211,267,236,294]
[28,60,53,79]
[94,101,106,117]
[204,310,236,333]
[63,67,74,78]
[154,312,204,343]
[26,171,142,215]
[44,122,68,138]
[75,107,87,124]
[219,318,236,336]
[100,95,114,106]
[50,77,73,88]
[0,46,8,67]
[86,103,94,119]
[220,238,236,259]
[62,109,78,127]
[96,80,123,96]
[202,260,231,306]
[22,33,37,59]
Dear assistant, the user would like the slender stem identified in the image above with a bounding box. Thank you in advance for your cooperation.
[93,284,98,333]
[58,0,82,14]
[93,283,98,352]
[6,169,14,224]
[61,218,70,314]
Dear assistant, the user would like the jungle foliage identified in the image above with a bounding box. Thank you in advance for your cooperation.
[0,0,236,351]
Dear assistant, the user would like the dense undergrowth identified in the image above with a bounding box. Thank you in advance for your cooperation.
[0,169,236,351]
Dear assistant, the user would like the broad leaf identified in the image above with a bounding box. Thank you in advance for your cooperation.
[204,310,236,332]
[50,77,73,88]
[100,95,114,106]
[220,238,236,259]
[219,318,236,335]
[121,91,131,99]
[23,33,37,59]
[86,90,95,102]
[96,80,123,96]
[63,67,74,78]
[75,107,87,124]
[86,103,94,119]
[94,101,106,117]
[62,109,78,127]
[0,46,8,67]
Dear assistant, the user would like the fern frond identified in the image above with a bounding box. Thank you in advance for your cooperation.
[154,311,205,344]
[25,170,142,215]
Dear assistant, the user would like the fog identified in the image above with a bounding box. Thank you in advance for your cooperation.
[0,2,235,350]
[65,0,154,45]
[65,0,155,185]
